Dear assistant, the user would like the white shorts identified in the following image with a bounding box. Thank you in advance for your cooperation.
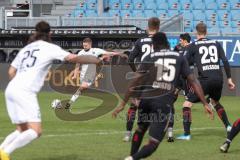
[5,85,41,124]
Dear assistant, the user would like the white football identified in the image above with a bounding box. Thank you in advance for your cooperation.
[51,99,62,109]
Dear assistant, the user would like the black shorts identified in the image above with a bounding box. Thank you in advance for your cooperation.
[137,97,173,142]
[186,79,223,103]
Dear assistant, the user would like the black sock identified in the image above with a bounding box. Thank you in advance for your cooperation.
[214,103,231,128]
[126,104,137,131]
[131,129,145,155]
[183,107,191,135]
[132,140,159,160]
[227,118,240,142]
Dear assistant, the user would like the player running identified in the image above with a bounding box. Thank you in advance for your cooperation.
[112,32,213,160]
[123,17,160,142]
[167,33,192,142]
[177,22,235,140]
[66,37,125,108]
[0,21,110,160]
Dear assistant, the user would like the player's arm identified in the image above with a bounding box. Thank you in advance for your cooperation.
[112,71,143,118]
[217,42,235,90]
[128,40,141,72]
[65,54,109,64]
[8,66,17,80]
[72,63,81,80]
[181,57,214,119]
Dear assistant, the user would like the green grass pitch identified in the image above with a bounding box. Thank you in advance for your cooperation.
[0,91,239,160]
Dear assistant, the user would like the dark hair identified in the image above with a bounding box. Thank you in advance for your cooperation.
[83,37,92,43]
[196,22,207,35]
[28,21,51,43]
[148,17,160,31]
[180,33,191,43]
[152,32,170,51]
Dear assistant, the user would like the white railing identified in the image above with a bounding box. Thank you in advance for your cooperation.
[62,17,120,27]
[5,16,60,29]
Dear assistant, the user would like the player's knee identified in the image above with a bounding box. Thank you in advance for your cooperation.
[147,138,160,152]
[210,99,218,106]
[137,125,148,133]
[183,101,192,108]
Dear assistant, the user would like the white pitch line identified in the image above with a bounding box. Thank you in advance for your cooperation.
[0,126,225,140]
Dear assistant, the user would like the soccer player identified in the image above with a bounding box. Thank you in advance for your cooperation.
[177,22,235,140]
[112,32,213,160]
[167,33,192,142]
[220,118,240,152]
[0,21,110,160]
[67,37,124,108]
[123,17,160,142]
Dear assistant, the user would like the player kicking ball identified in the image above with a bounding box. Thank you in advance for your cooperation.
[0,21,110,160]
[64,37,127,109]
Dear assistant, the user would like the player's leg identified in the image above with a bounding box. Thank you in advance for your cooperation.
[167,106,175,142]
[130,100,149,154]
[2,122,41,156]
[220,118,240,153]
[209,81,231,132]
[127,101,171,160]
[67,82,90,108]
[123,99,139,142]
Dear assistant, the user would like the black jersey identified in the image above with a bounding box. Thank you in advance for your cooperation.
[129,35,154,71]
[137,49,192,100]
[185,38,231,81]
[174,44,186,56]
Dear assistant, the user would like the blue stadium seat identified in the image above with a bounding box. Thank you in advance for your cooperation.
[121,0,133,10]
[75,2,87,10]
[85,10,98,17]
[207,20,219,28]
[205,0,215,3]
[156,10,168,19]
[231,20,240,28]
[109,0,120,10]
[71,10,85,17]
[193,1,205,10]
[230,0,240,9]
[205,10,217,21]
[205,2,218,10]
[108,10,120,17]
[217,10,230,21]
[132,10,144,17]
[145,1,157,10]
[221,27,233,33]
[120,10,132,17]
[193,10,206,21]
[184,27,192,32]
[87,0,97,10]
[231,10,240,20]
[168,0,180,10]
[208,27,220,33]
[180,0,192,10]
[168,10,179,17]
[216,0,230,10]
[144,10,157,17]
[219,20,231,28]
[182,11,193,21]
[157,2,168,10]
[184,19,193,30]
[133,0,144,10]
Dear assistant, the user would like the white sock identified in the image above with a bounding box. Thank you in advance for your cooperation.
[4,129,38,154]
[0,130,21,150]
[70,94,80,103]
[168,127,173,137]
